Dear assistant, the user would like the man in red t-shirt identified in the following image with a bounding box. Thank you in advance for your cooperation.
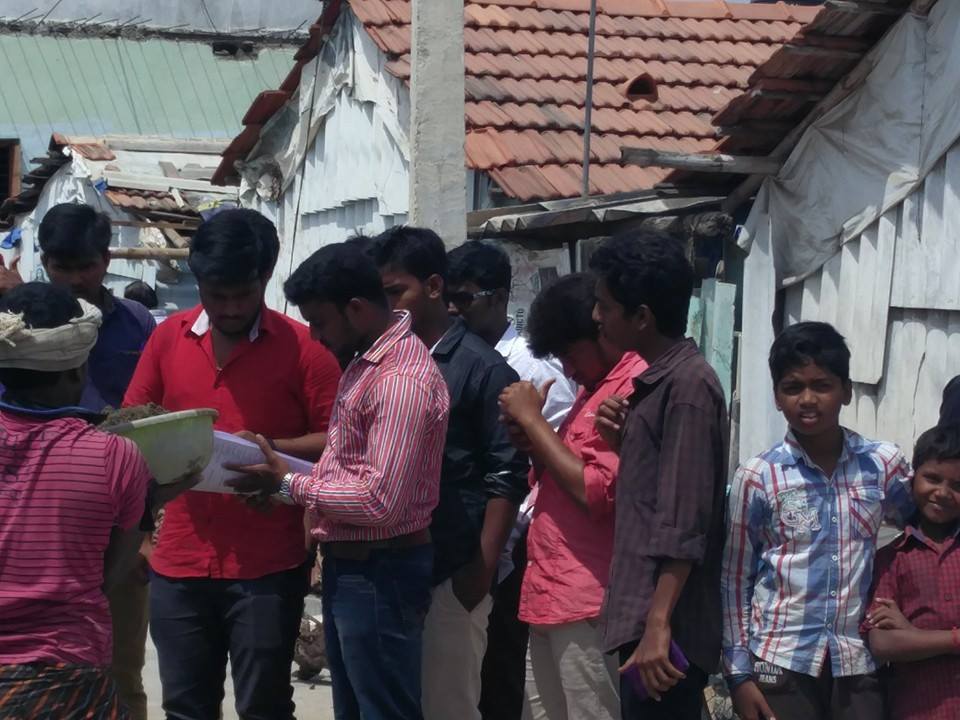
[124,210,341,720]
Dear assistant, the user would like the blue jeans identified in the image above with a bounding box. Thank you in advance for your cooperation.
[149,564,307,720]
[322,544,434,720]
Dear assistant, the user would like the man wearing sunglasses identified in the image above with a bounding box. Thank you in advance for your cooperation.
[448,241,576,720]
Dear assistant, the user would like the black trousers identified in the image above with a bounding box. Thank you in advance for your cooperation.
[618,641,708,720]
[150,564,308,720]
[479,531,529,720]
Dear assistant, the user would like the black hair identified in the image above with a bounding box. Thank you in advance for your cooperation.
[188,208,280,284]
[38,203,112,260]
[369,225,447,282]
[284,242,387,310]
[527,273,599,358]
[768,321,851,385]
[0,282,83,390]
[346,233,374,258]
[588,231,693,337]
[912,423,960,472]
[447,240,511,292]
[123,280,158,310]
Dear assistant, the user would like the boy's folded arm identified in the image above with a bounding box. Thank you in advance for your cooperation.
[868,626,958,663]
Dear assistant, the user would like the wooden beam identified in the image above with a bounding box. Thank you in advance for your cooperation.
[825,0,907,15]
[749,88,825,104]
[109,219,196,231]
[622,148,783,176]
[102,172,237,195]
[782,44,864,60]
[110,247,189,260]
[162,227,190,249]
[102,137,229,155]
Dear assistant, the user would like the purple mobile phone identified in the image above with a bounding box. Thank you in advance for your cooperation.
[621,640,690,701]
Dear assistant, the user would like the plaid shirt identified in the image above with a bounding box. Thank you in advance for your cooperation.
[865,524,960,720]
[722,430,912,679]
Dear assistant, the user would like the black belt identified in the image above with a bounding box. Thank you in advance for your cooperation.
[321,528,431,561]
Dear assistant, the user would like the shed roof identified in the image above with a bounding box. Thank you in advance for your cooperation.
[0,31,295,177]
[0,134,237,229]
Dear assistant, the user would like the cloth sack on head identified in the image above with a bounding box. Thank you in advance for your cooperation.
[0,299,102,371]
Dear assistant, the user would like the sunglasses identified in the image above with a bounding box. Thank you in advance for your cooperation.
[447,289,496,308]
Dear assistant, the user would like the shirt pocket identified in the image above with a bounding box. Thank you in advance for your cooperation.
[847,485,884,539]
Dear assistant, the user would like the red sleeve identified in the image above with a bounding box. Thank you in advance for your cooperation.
[104,435,152,530]
[861,543,901,634]
[123,323,166,408]
[299,337,341,433]
[581,428,620,520]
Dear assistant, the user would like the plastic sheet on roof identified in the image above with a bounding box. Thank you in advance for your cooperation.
[740,0,960,286]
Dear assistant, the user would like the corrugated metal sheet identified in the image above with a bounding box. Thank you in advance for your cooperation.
[889,148,960,311]
[0,33,294,172]
[299,82,409,217]
[0,1,321,34]
[779,139,960,453]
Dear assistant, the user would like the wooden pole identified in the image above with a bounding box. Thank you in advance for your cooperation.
[622,148,783,176]
[110,247,189,260]
[581,0,598,197]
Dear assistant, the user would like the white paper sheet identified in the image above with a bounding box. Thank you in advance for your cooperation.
[192,431,315,502]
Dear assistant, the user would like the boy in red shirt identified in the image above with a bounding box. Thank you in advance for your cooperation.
[865,423,960,720]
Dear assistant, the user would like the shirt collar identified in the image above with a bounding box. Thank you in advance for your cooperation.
[186,307,267,342]
[781,427,859,469]
[495,318,520,356]
[895,521,960,551]
[432,318,467,357]
[99,287,116,316]
[633,337,699,388]
[604,351,646,387]
[361,311,413,364]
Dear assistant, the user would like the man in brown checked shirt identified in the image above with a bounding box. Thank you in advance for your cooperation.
[590,231,728,720]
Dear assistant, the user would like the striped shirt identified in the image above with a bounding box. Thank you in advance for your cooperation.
[722,429,912,680]
[0,411,150,667]
[290,312,449,542]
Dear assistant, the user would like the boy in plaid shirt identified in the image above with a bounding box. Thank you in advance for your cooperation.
[722,322,913,720]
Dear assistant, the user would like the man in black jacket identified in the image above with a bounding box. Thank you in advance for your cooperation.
[369,227,529,720]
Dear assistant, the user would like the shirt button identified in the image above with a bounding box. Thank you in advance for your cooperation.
[830,591,837,597]
[832,516,838,523]
[832,554,839,562]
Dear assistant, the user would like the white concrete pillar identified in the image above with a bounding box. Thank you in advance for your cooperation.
[408,0,467,249]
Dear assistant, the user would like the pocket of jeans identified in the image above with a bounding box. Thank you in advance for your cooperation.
[382,551,433,634]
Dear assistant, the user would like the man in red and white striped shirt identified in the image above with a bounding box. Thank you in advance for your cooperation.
[231,242,449,720]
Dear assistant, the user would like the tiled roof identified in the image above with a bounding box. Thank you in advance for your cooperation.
[1,134,234,228]
[215,0,822,200]
[712,0,914,157]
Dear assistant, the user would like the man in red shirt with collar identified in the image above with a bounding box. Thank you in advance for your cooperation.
[124,209,341,720]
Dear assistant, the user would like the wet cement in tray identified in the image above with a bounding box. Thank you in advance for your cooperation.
[98,403,167,430]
